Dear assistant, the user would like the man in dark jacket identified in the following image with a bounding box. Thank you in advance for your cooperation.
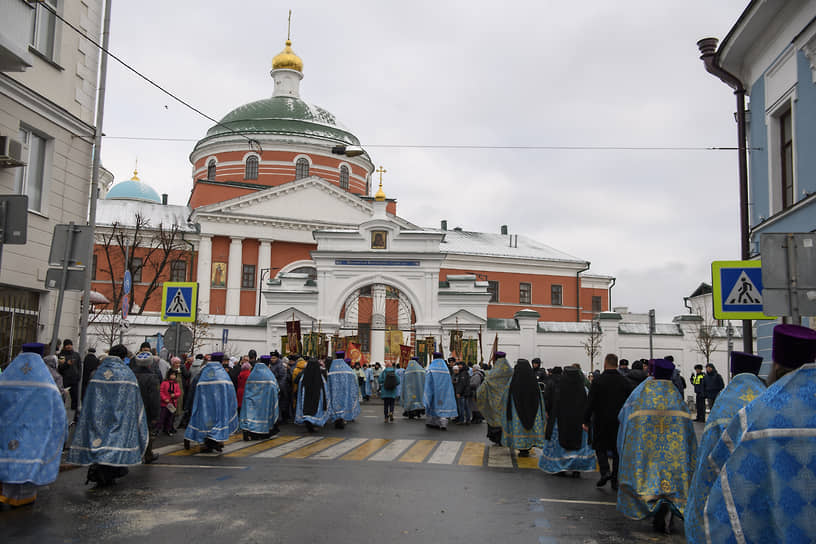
[452,364,471,424]
[58,339,83,417]
[80,347,99,400]
[132,352,160,463]
[691,364,705,422]
[625,360,648,389]
[583,353,633,489]
[703,363,725,410]
[269,351,290,423]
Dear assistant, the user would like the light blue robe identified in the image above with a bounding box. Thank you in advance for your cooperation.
[423,358,457,418]
[68,356,149,466]
[239,363,279,434]
[538,421,596,473]
[703,363,816,543]
[684,372,765,544]
[363,367,373,397]
[327,359,360,422]
[500,390,546,451]
[401,361,426,412]
[395,367,405,398]
[616,378,697,520]
[295,376,330,427]
[184,362,238,444]
[0,353,66,487]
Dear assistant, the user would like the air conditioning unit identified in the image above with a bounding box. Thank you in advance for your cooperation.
[0,135,25,168]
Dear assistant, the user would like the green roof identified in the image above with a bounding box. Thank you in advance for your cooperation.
[195,96,361,150]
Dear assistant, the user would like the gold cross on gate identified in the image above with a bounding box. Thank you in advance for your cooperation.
[376,166,387,183]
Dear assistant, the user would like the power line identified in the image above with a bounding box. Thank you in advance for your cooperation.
[37,1,261,153]
[102,136,754,151]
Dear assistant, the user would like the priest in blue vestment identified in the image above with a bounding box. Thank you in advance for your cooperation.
[326,351,360,429]
[239,361,279,440]
[424,352,457,430]
[703,324,816,544]
[617,358,697,535]
[0,351,66,506]
[68,344,149,486]
[295,358,330,431]
[184,353,238,453]
[401,357,425,419]
[684,350,766,544]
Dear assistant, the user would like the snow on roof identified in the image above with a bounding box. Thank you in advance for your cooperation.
[96,199,197,232]
[433,229,587,263]
[619,323,683,336]
[537,321,595,333]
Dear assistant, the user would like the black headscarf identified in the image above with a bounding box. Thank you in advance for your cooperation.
[507,359,542,430]
[301,358,327,416]
[546,366,587,450]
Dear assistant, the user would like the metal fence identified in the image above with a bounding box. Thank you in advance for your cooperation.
[0,290,40,368]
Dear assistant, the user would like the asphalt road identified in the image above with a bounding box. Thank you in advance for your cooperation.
[3,402,692,543]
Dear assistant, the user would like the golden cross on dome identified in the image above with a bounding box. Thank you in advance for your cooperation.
[287,10,292,40]
[376,166,387,183]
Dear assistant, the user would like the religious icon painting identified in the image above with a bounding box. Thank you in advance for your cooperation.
[371,230,387,250]
[211,262,227,288]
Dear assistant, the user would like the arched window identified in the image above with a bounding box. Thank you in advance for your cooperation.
[245,156,259,180]
[170,260,187,282]
[295,158,310,179]
[207,159,216,181]
[339,165,349,190]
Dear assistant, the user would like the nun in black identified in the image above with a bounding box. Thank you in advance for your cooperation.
[295,358,330,432]
[501,359,546,456]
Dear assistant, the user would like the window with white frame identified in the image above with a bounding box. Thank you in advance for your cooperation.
[30,0,58,60]
[295,158,309,179]
[339,165,349,190]
[780,107,794,210]
[519,282,531,304]
[15,127,49,213]
[207,159,216,181]
[245,156,259,180]
[170,260,187,282]
[551,284,563,306]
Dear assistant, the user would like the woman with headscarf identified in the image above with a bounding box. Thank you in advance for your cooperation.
[538,365,596,477]
[501,358,546,456]
[236,362,252,410]
[475,353,514,445]
[295,358,330,432]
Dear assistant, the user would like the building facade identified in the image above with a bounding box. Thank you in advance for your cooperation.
[0,0,103,363]
[710,0,816,359]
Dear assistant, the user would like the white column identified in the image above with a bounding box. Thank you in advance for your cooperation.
[370,284,386,364]
[257,239,272,315]
[226,237,244,315]
[196,235,212,314]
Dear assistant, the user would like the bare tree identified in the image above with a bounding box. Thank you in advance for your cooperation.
[96,212,187,316]
[695,316,718,364]
[188,312,211,356]
[582,319,603,372]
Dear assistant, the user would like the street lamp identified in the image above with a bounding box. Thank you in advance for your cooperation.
[257,267,278,316]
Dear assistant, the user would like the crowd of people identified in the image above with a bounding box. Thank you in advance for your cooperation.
[2,324,816,542]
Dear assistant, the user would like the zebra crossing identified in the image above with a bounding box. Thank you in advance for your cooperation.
[153,434,548,470]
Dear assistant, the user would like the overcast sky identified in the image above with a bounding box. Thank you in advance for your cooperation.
[98,1,749,322]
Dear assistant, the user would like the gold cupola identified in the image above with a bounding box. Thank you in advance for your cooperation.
[272,39,303,73]
[374,181,386,202]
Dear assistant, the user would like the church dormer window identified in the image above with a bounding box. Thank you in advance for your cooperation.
[339,165,349,190]
[207,159,216,181]
[295,157,310,179]
[245,156,259,180]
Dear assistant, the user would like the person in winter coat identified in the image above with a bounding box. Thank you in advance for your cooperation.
[159,369,181,435]
[58,339,82,416]
[702,363,724,409]
[468,365,484,423]
[236,362,252,410]
[452,365,471,424]
[81,348,99,400]
[625,360,649,389]
[131,352,160,463]
[378,362,400,422]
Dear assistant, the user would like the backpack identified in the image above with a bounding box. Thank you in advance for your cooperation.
[383,370,397,390]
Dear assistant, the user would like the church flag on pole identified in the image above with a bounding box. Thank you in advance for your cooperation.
[286,320,301,355]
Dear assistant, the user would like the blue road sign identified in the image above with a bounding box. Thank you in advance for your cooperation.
[222,328,229,347]
[123,270,132,295]
[122,294,129,320]
[161,282,197,322]
[711,260,774,320]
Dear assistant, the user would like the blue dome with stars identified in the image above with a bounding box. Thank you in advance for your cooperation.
[105,170,162,203]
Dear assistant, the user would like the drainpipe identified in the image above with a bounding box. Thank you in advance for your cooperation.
[608,277,616,311]
[576,262,590,321]
[697,37,753,354]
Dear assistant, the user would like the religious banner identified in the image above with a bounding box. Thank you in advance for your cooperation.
[281,336,288,356]
[449,330,463,360]
[286,320,301,355]
[302,332,320,358]
[399,344,413,367]
[319,333,329,360]
[331,334,342,356]
[385,329,403,365]
[461,338,478,365]
[416,338,429,366]
[488,333,498,364]
[348,342,365,365]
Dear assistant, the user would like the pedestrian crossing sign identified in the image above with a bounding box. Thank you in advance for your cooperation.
[711,261,774,320]
[161,282,198,322]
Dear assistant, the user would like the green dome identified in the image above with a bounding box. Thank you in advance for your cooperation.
[196,96,361,149]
